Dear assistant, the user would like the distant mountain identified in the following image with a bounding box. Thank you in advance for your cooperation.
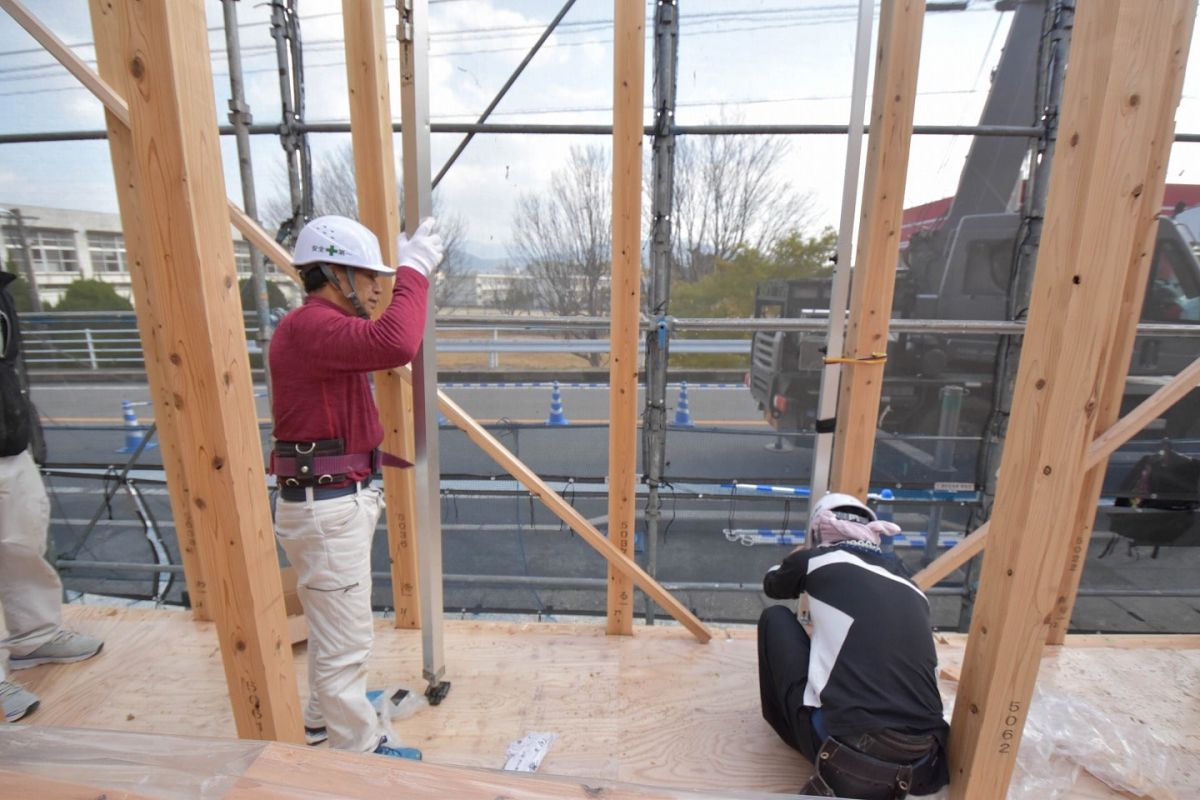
[454,245,521,274]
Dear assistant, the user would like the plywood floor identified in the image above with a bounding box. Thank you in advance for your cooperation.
[10,605,1200,798]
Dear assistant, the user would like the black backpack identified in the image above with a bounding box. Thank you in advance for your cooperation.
[0,274,44,462]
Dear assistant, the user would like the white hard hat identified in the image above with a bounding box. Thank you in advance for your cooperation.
[811,491,876,522]
[293,215,395,275]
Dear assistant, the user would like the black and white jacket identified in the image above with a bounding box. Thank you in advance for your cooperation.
[764,541,949,745]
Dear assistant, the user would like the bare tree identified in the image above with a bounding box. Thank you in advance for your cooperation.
[510,145,612,365]
[263,143,472,309]
[671,116,816,281]
[511,145,612,317]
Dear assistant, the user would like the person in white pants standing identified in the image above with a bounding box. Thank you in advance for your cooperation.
[0,270,103,723]
[269,218,441,758]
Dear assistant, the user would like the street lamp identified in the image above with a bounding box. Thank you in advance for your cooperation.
[0,209,42,312]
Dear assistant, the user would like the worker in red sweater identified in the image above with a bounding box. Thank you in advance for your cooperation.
[270,215,442,759]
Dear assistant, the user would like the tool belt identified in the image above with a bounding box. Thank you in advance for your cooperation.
[800,731,940,800]
[270,439,411,487]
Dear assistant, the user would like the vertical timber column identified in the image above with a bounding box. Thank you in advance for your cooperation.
[89,0,209,622]
[948,3,1193,797]
[342,0,421,630]
[829,0,925,500]
[1046,4,1194,645]
[606,0,646,635]
[398,0,446,688]
[112,0,303,742]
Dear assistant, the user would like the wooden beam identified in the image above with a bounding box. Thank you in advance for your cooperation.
[948,3,1192,797]
[88,0,210,621]
[1,0,129,127]
[913,521,989,591]
[914,354,1200,591]
[606,0,646,636]
[1047,31,1195,645]
[1088,354,1200,465]
[829,0,925,500]
[341,0,421,630]
[434,387,712,643]
[1,0,297,280]
[104,0,303,742]
[8,0,707,646]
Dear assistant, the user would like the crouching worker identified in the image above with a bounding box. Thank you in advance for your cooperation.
[270,216,442,759]
[757,492,949,799]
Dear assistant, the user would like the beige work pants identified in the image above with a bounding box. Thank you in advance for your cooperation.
[0,449,62,681]
[275,484,387,752]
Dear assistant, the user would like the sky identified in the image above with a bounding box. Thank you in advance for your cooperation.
[2,0,1200,263]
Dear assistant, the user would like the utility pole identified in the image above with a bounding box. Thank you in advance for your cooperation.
[4,209,42,312]
[641,0,679,625]
[223,0,273,401]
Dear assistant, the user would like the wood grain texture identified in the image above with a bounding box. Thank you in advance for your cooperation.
[340,0,422,631]
[0,769,157,800]
[13,607,1197,799]
[106,0,302,742]
[829,0,926,500]
[1046,3,1197,645]
[88,0,209,622]
[607,0,646,636]
[948,3,1195,797]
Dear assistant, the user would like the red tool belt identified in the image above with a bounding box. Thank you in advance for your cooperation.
[270,439,410,487]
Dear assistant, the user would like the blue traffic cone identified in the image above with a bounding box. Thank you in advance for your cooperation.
[117,400,157,454]
[673,381,694,427]
[545,381,570,426]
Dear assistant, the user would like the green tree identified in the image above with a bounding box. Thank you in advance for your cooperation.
[239,278,289,312]
[672,228,836,318]
[54,279,133,312]
[669,229,836,368]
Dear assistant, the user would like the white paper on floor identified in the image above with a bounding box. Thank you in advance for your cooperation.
[503,732,559,772]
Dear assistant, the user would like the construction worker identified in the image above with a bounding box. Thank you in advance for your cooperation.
[757,492,949,799]
[0,270,104,723]
[269,216,442,759]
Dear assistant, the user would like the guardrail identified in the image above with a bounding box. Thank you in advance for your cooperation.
[18,317,755,369]
[19,312,1200,370]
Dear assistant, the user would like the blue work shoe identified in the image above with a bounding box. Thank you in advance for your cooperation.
[304,725,328,746]
[373,735,422,760]
[1,680,40,722]
[9,629,103,670]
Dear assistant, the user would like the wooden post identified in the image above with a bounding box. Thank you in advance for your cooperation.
[87,0,208,621]
[341,0,421,630]
[605,0,646,636]
[3,0,711,646]
[948,3,1193,797]
[1047,68,1194,645]
[829,0,925,500]
[101,0,303,742]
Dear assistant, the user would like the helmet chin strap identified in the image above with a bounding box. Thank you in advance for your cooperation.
[319,263,370,319]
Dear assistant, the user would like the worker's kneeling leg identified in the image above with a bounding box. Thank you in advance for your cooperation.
[757,604,819,759]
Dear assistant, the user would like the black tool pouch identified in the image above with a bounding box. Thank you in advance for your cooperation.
[800,737,915,800]
[273,439,345,487]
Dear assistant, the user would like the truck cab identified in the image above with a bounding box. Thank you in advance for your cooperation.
[747,214,1200,437]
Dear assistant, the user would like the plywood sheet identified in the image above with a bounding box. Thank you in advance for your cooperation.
[14,606,1199,799]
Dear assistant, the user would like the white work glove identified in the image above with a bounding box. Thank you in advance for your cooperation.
[396,217,445,278]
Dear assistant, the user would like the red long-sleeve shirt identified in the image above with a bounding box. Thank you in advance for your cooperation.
[270,268,429,481]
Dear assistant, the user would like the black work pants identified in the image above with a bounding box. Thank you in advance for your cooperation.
[757,604,823,761]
